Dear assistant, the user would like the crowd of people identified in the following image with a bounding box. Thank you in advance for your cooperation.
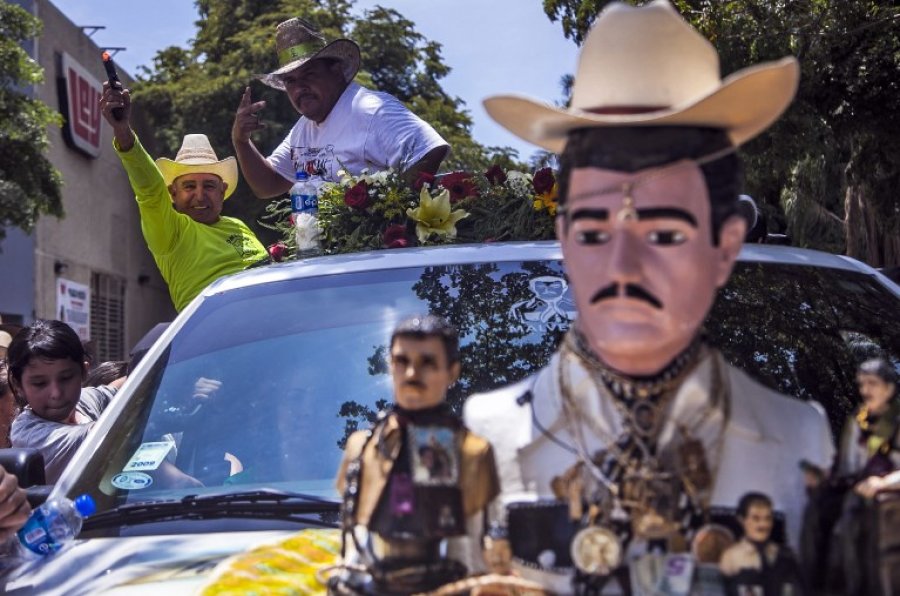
[1,0,898,593]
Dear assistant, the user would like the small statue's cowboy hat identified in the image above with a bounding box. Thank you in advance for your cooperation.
[256,18,361,91]
[484,0,799,153]
[155,134,238,200]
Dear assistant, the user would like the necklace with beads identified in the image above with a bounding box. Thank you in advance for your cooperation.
[554,331,729,577]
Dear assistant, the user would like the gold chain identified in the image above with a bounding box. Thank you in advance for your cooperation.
[556,341,732,511]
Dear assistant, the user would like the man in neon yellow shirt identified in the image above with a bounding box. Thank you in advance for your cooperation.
[100,83,267,312]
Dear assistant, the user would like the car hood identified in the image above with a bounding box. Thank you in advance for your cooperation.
[3,529,338,595]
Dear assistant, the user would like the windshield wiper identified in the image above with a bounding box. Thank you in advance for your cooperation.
[82,488,340,531]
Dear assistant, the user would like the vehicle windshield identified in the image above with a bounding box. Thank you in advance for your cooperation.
[71,257,900,534]
[74,260,571,532]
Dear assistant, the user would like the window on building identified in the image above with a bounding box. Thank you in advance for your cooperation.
[91,272,125,362]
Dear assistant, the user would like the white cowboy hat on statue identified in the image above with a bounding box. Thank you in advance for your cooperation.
[484,0,799,153]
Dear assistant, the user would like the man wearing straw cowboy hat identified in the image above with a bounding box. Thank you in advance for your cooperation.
[464,0,833,592]
[231,18,449,197]
[101,86,267,313]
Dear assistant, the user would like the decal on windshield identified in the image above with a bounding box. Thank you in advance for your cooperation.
[123,440,175,472]
[111,472,153,490]
[509,275,577,332]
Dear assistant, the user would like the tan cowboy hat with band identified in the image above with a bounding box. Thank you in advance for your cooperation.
[155,134,238,200]
[257,18,361,91]
[484,0,799,154]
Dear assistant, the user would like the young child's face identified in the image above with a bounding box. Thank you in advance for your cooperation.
[14,357,85,423]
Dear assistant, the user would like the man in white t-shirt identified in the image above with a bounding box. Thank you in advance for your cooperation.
[232,18,449,196]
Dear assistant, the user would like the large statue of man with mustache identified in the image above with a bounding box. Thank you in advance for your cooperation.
[464,1,834,592]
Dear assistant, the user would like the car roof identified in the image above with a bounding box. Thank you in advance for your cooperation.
[203,241,885,298]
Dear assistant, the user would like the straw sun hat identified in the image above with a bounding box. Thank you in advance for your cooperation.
[155,134,238,200]
[484,0,799,153]
[256,18,361,91]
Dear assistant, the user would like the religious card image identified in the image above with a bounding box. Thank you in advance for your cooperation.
[408,425,458,486]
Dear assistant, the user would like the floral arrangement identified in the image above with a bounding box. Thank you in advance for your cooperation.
[263,165,559,259]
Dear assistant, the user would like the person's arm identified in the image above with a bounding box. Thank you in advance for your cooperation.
[11,417,94,485]
[402,145,450,188]
[100,81,135,152]
[101,83,181,256]
[0,468,30,542]
[367,97,450,188]
[232,87,293,199]
[108,376,127,390]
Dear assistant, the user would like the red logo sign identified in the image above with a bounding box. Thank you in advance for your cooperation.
[61,53,102,158]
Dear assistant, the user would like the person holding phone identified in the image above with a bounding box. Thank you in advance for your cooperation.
[100,79,267,313]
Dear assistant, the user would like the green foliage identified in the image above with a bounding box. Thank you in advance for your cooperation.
[541,0,900,265]
[133,0,523,248]
[0,1,63,247]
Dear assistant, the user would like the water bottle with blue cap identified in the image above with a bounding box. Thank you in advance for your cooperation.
[15,494,96,558]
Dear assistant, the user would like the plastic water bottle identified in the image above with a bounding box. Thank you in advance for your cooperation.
[14,494,96,558]
[290,170,321,257]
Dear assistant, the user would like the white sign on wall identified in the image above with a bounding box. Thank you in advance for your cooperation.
[57,278,91,341]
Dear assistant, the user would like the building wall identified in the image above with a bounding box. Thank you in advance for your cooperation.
[0,229,35,325]
[28,0,175,356]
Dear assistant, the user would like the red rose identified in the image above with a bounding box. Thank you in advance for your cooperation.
[383,224,409,249]
[267,242,287,262]
[440,171,478,203]
[414,172,435,191]
[532,167,556,195]
[344,181,371,210]
[485,164,507,185]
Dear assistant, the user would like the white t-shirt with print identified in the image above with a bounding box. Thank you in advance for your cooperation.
[267,82,449,183]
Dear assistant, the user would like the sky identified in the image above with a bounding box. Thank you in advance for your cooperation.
[50,0,581,161]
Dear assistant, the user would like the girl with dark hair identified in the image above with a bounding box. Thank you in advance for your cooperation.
[6,320,118,483]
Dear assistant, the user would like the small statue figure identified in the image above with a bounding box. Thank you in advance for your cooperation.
[802,357,900,595]
[720,492,805,596]
[329,315,500,595]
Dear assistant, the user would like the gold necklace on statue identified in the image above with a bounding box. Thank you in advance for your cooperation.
[553,333,731,576]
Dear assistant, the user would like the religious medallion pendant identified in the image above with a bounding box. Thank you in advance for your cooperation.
[570,525,623,576]
[675,434,712,497]
[621,465,682,541]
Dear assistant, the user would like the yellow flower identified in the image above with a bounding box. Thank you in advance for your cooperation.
[533,182,559,216]
[406,187,469,243]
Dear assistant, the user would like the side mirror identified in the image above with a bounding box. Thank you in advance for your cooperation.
[0,448,47,488]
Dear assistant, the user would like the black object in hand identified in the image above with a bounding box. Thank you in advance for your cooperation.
[102,51,124,121]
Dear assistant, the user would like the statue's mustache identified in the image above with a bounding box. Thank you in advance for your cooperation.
[590,283,663,310]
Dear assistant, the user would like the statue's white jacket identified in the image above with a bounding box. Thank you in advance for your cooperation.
[464,348,834,592]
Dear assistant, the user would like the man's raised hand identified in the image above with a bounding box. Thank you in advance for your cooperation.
[100,81,132,129]
[100,81,135,151]
[232,87,266,145]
